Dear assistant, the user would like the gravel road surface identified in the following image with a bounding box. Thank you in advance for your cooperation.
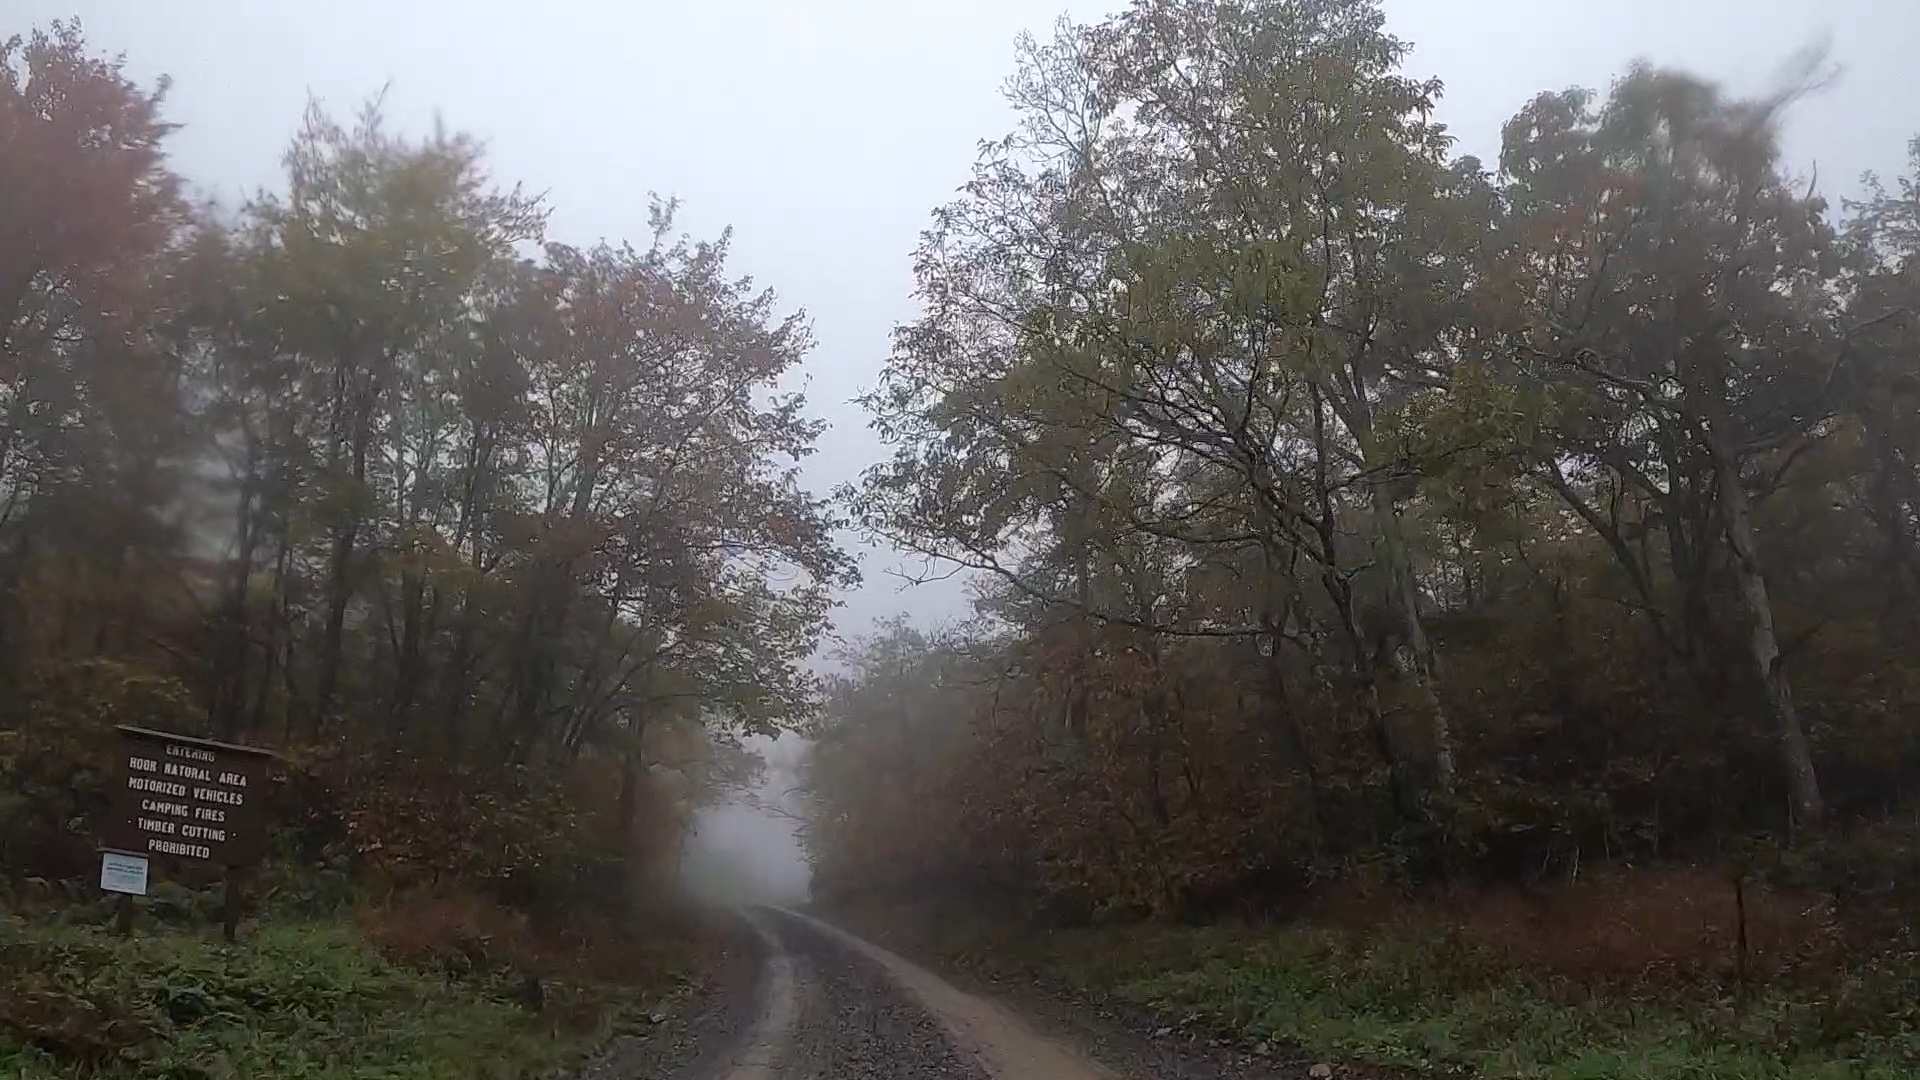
[634,907,1328,1080]
[645,907,1116,1080]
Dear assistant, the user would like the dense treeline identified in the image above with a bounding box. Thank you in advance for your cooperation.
[0,22,850,912]
[807,0,1920,921]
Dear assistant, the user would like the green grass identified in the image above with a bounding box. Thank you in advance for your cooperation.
[853,905,1920,1080]
[0,910,684,1080]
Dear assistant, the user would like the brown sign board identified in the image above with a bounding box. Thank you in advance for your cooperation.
[104,726,273,868]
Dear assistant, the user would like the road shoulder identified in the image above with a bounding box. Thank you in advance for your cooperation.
[814,904,1368,1080]
[571,910,765,1080]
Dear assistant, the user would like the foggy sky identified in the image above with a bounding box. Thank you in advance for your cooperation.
[13,0,1917,642]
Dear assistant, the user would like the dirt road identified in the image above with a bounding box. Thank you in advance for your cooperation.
[677,907,1115,1080]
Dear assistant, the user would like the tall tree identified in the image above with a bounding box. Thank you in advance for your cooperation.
[862,0,1486,814]
[1493,65,1843,831]
[242,99,543,728]
[1841,139,1920,640]
[0,20,186,667]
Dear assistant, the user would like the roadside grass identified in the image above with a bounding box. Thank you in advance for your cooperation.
[841,896,1920,1080]
[0,904,696,1080]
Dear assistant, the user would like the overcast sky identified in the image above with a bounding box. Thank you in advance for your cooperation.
[15,0,1918,643]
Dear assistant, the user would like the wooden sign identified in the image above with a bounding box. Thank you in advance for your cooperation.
[104,726,273,868]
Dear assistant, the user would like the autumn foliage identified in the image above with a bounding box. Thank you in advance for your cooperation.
[0,21,849,920]
[806,0,1920,949]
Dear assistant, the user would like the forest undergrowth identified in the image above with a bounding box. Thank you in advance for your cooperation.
[0,885,710,1080]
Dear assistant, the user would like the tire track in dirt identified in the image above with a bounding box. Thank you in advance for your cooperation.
[771,908,1121,1080]
[715,908,800,1080]
[679,907,1123,1079]
[765,907,987,1080]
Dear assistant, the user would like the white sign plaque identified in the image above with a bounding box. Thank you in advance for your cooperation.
[99,850,150,896]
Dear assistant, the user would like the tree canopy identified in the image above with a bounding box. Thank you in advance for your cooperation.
[0,20,853,912]
[813,0,1920,920]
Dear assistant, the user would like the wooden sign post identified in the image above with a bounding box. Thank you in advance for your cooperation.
[102,726,274,940]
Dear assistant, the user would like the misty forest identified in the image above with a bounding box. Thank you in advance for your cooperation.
[6,1,1920,1078]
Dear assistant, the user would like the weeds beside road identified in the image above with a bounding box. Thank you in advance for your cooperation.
[0,898,706,1080]
[836,877,1920,1080]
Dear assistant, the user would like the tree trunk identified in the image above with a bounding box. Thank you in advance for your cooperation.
[619,714,659,918]
[438,429,493,749]
[1866,427,1920,642]
[1309,383,1422,821]
[1062,503,1094,745]
[1136,621,1172,830]
[213,479,256,739]
[389,568,431,723]
[315,389,374,728]
[1326,565,1422,823]
[1715,449,1825,832]
[1262,626,1329,846]
[1368,483,1456,787]
[1335,353,1456,789]
[440,604,477,750]
[255,535,293,737]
